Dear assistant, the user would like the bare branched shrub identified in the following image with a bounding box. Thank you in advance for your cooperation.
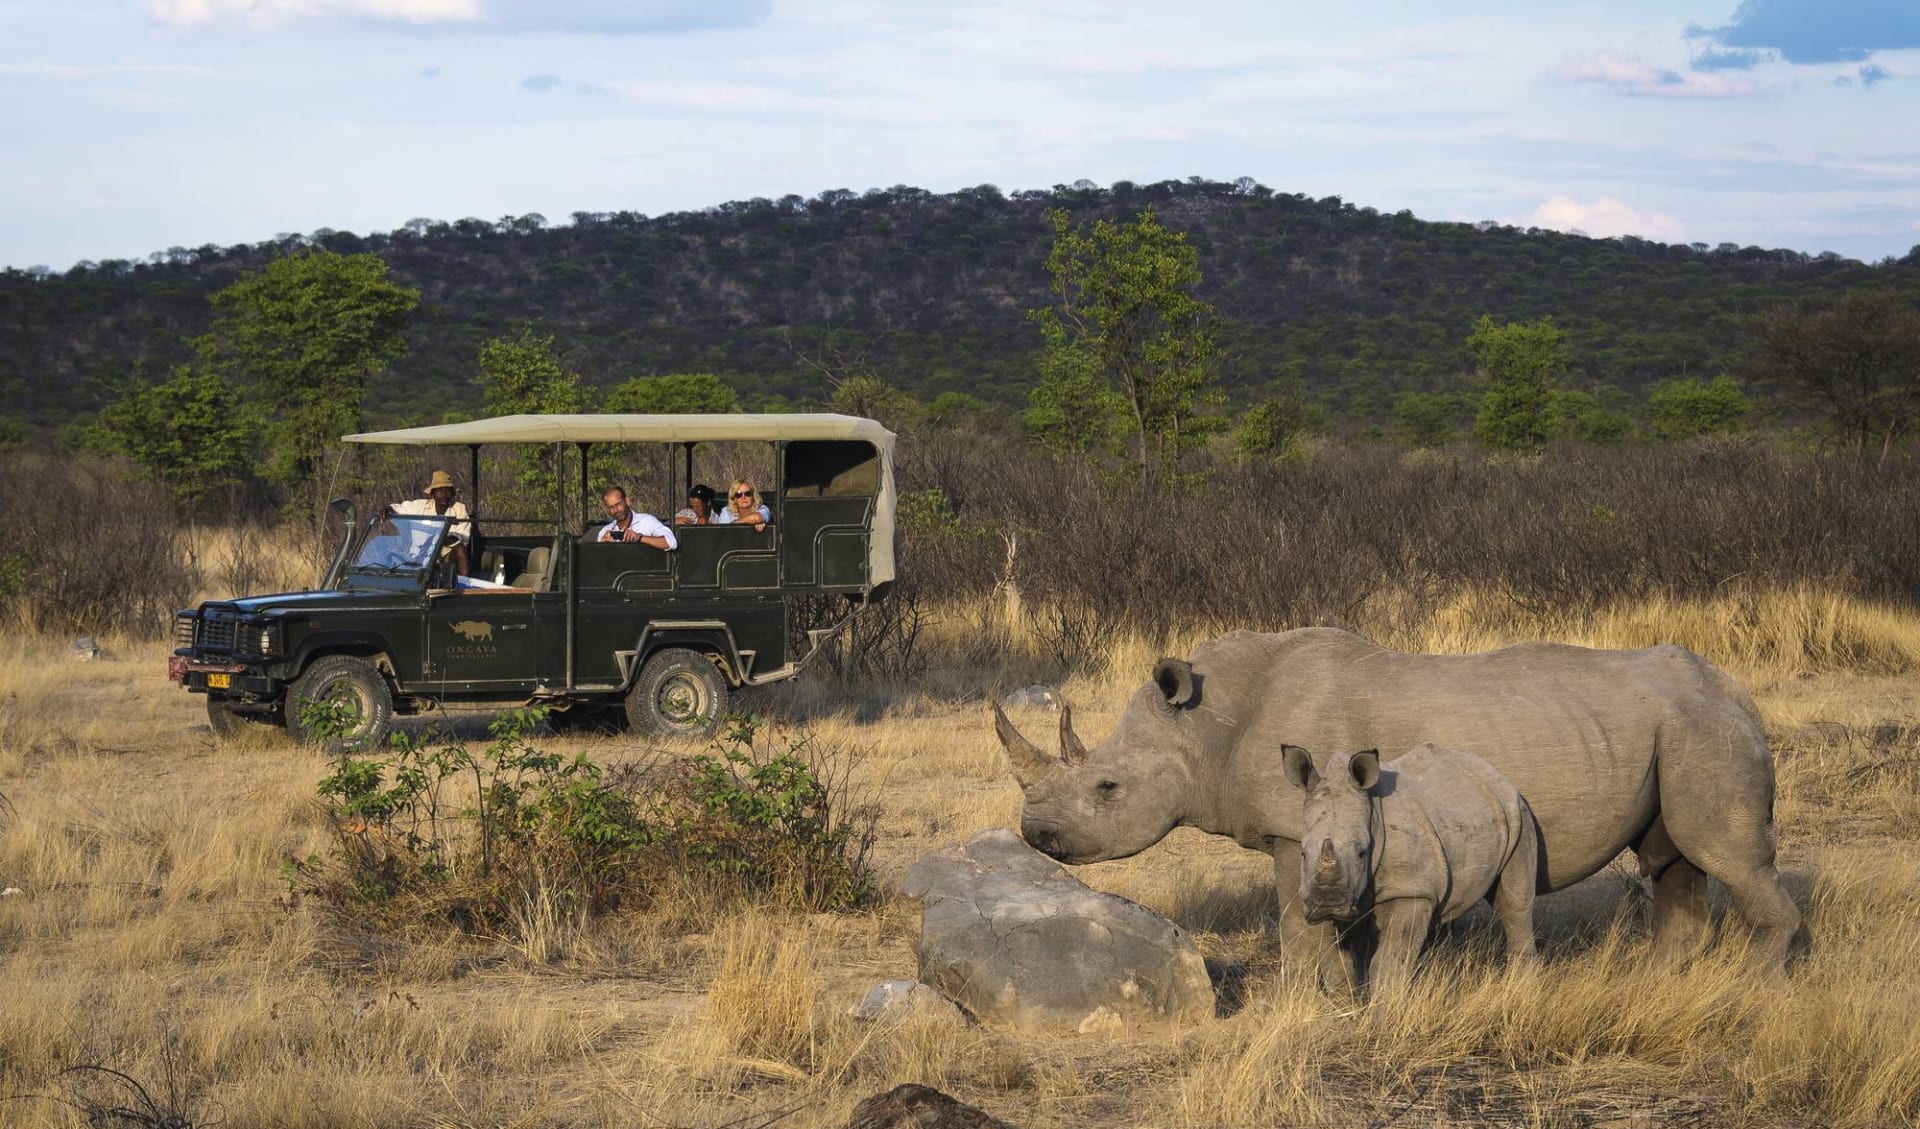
[893,436,1920,676]
[0,455,197,637]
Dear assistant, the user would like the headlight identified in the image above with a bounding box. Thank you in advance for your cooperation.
[256,625,279,655]
[174,615,196,648]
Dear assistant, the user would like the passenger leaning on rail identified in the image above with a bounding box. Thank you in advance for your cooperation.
[715,479,770,532]
[597,486,677,549]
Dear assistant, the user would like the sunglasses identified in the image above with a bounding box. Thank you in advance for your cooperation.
[732,490,754,499]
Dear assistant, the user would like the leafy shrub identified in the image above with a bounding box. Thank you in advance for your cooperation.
[289,711,875,935]
[1647,374,1751,441]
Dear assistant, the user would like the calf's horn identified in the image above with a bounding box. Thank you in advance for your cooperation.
[1316,839,1339,876]
[992,702,1059,789]
[1059,699,1088,766]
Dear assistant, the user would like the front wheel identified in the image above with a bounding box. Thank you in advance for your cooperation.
[286,655,394,752]
[626,648,729,740]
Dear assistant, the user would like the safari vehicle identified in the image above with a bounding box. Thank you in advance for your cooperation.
[169,413,897,747]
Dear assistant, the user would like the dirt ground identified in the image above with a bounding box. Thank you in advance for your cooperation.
[1,637,1917,1128]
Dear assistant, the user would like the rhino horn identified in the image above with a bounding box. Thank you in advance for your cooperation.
[1315,839,1339,877]
[992,702,1059,789]
[1058,698,1088,766]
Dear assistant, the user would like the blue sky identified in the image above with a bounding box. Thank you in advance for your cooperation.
[1,0,1916,269]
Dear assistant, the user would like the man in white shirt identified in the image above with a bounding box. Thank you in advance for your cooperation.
[597,486,677,550]
[391,470,473,577]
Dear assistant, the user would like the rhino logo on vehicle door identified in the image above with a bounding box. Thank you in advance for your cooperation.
[450,620,494,643]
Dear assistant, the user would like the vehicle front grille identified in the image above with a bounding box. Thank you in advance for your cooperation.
[195,615,238,653]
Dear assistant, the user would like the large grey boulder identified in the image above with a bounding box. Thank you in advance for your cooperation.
[900,829,1214,1033]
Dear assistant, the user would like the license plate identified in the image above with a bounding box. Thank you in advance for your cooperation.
[206,673,231,689]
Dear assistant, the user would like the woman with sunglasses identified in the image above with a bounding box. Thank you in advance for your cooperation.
[714,478,769,531]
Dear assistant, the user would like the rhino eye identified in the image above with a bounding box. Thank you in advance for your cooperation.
[1097,780,1120,795]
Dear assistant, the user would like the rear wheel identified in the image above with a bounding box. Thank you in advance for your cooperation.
[206,698,284,743]
[286,655,394,752]
[626,648,729,740]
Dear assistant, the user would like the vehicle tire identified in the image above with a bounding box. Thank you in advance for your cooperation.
[206,698,284,742]
[286,655,394,752]
[626,648,729,740]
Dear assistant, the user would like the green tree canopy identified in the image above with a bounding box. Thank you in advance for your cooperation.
[603,372,739,414]
[1647,374,1751,441]
[1469,315,1570,453]
[84,367,257,505]
[1393,392,1465,448]
[1028,207,1223,478]
[477,327,586,493]
[200,250,417,491]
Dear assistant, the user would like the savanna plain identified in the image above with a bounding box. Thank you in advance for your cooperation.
[4,444,1920,1128]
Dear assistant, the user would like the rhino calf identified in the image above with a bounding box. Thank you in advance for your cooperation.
[1285,742,1539,997]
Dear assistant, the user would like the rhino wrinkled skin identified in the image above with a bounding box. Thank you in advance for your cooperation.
[994,627,1802,974]
[1289,743,1540,995]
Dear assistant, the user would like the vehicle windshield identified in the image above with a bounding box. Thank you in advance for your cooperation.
[345,515,449,578]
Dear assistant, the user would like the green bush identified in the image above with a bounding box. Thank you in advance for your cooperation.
[1647,374,1751,441]
[288,711,875,933]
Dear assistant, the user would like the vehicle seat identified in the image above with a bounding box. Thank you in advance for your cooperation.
[511,546,551,590]
[478,549,504,578]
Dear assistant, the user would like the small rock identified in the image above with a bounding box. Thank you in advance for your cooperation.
[998,685,1058,711]
[846,1084,1014,1129]
[70,636,99,662]
[849,980,970,1027]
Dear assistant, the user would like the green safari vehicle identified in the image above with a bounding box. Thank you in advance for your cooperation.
[168,413,898,746]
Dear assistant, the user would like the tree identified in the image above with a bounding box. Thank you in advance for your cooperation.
[477,328,587,493]
[1393,392,1464,448]
[84,367,257,505]
[1757,293,1920,458]
[603,373,739,414]
[1469,316,1570,453]
[1646,375,1751,441]
[200,250,418,491]
[1028,207,1222,479]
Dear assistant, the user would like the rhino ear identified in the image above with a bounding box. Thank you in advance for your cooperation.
[1282,745,1317,789]
[993,702,1059,789]
[1153,659,1197,707]
[1349,750,1381,791]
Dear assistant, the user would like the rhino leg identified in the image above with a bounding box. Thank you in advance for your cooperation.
[1365,898,1432,1001]
[1638,814,1713,965]
[1654,787,1803,969]
[1274,842,1356,992]
[1492,809,1540,970]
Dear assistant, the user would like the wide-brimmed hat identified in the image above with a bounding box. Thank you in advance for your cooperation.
[424,470,457,494]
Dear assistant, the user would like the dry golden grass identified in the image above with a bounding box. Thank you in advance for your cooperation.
[2,586,1919,1126]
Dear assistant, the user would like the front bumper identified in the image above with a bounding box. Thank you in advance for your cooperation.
[168,654,276,698]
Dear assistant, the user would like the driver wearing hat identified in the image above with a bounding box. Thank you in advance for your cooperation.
[390,470,473,578]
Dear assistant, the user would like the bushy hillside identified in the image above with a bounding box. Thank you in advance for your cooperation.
[6,177,1919,429]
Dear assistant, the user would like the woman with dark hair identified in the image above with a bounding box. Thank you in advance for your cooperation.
[675,483,718,525]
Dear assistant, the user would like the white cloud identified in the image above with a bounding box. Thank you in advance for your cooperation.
[1526,195,1684,240]
[1555,51,1760,98]
[145,0,763,32]
[147,0,480,29]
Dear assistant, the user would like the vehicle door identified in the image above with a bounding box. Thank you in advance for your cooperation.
[423,541,553,692]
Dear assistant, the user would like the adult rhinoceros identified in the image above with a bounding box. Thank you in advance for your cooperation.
[993,628,1802,969]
